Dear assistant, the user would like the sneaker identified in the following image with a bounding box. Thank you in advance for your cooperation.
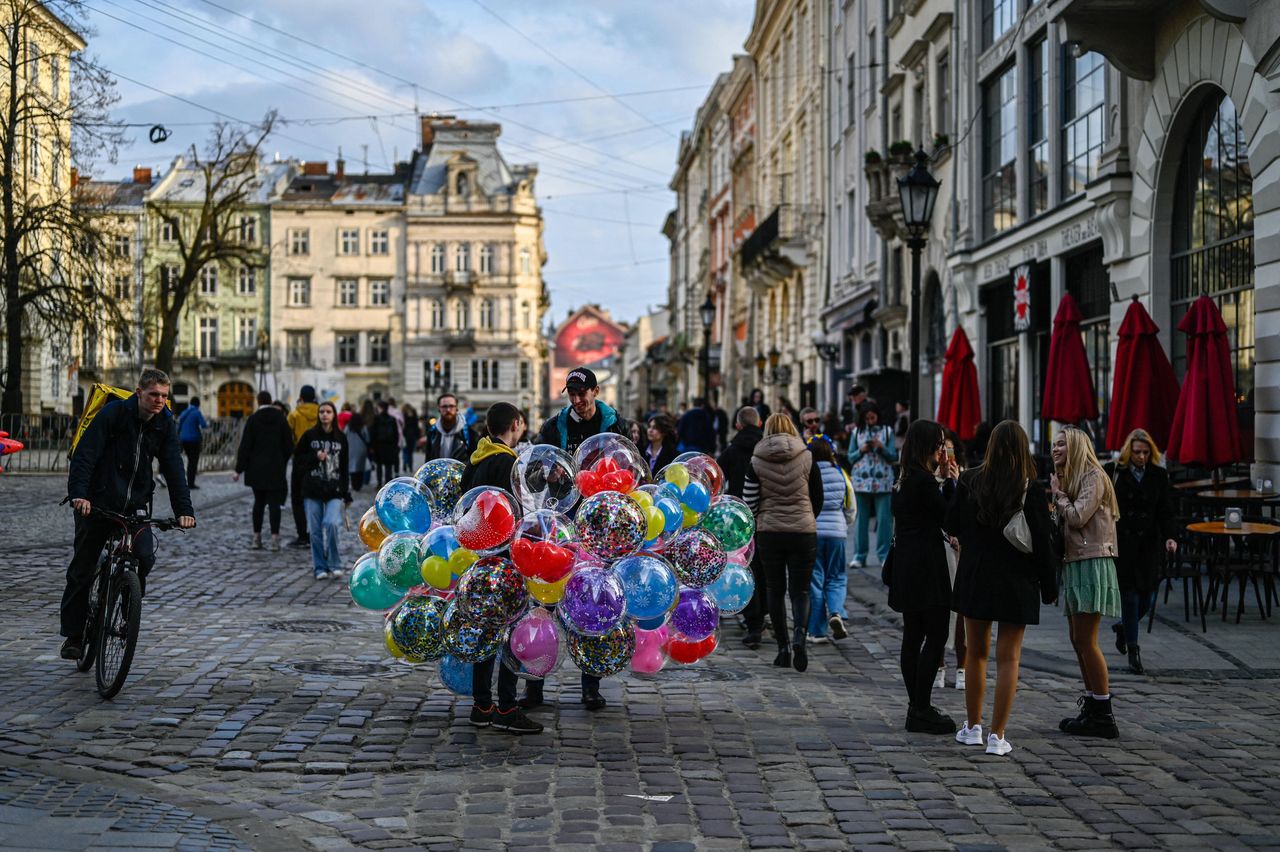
[933,668,946,689]
[492,707,543,734]
[828,614,848,640]
[848,559,864,569]
[329,568,346,580]
[289,536,311,549]
[59,637,83,660]
[1113,622,1127,654]
[955,668,966,690]
[985,733,1013,756]
[468,704,493,727]
[808,634,829,645]
[906,705,957,735]
[582,691,607,712]
[270,535,281,552]
[251,533,263,550]
[773,647,791,668]
[956,722,984,745]
[314,570,330,580]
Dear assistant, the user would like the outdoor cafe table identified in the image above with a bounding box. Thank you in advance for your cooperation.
[1184,521,1280,622]
[1193,489,1280,516]
[1174,477,1249,491]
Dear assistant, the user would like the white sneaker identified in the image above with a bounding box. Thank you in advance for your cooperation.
[808,635,829,645]
[955,669,966,690]
[932,667,946,689]
[955,722,983,745]
[986,733,1012,756]
[848,559,864,569]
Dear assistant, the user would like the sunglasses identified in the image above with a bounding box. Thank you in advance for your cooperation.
[803,418,819,426]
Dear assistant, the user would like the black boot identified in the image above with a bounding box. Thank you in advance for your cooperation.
[1062,696,1119,739]
[1127,646,1145,675]
[1059,694,1088,732]
[773,646,791,667]
[1113,622,1127,654]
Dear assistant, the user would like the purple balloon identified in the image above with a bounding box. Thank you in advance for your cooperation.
[670,587,719,642]
[560,566,628,637]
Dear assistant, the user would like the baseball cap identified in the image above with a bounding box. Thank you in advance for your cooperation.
[562,367,598,392]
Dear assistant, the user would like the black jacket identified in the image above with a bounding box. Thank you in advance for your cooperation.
[945,471,1056,624]
[234,405,293,492]
[68,395,193,517]
[642,442,679,477]
[887,467,955,613]
[676,407,717,454]
[1105,462,1177,594]
[717,426,763,498]
[294,425,352,502]
[461,440,518,493]
[423,420,476,463]
[369,413,400,465]
[535,402,627,455]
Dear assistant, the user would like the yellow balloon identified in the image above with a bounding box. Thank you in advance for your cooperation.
[420,555,453,589]
[645,507,665,540]
[359,507,389,551]
[527,575,569,605]
[383,621,405,659]
[448,547,478,573]
[681,507,700,528]
[665,463,690,490]
[630,490,654,508]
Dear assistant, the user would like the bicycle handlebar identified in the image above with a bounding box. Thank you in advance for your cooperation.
[88,507,186,532]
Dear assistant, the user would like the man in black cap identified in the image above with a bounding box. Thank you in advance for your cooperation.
[531,366,629,711]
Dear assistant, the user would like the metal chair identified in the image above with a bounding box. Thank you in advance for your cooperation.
[1149,522,1210,634]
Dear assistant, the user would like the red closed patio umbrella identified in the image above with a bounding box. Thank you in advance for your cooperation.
[936,327,981,441]
[1166,295,1243,468]
[1042,294,1098,424]
[1105,298,1180,451]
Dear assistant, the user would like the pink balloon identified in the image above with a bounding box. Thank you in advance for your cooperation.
[509,609,561,678]
[631,626,669,675]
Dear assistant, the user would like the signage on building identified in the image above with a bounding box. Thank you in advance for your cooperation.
[1013,265,1031,332]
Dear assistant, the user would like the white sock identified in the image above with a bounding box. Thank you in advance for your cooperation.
[1086,691,1095,698]
[1095,693,1110,701]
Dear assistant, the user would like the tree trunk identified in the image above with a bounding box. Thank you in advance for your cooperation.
[2,271,23,415]
[155,308,179,374]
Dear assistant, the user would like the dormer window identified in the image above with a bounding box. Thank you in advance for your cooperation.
[456,173,470,197]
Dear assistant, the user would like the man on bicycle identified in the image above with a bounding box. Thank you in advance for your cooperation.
[61,368,196,660]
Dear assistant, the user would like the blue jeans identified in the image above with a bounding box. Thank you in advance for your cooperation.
[1120,590,1156,646]
[808,536,849,637]
[853,492,893,564]
[304,498,343,576]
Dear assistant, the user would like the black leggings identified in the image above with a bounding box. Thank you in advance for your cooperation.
[376,461,395,488]
[901,606,951,709]
[252,488,286,534]
[756,531,816,649]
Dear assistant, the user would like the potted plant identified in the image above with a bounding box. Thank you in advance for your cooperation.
[864,149,883,166]
[932,132,950,151]
[888,139,915,158]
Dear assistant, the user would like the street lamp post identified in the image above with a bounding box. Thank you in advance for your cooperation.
[699,295,715,402]
[897,149,941,422]
[813,331,840,413]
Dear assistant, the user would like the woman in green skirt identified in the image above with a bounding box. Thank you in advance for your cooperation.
[1050,426,1121,739]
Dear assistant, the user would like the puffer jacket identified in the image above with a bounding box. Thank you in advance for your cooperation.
[1054,466,1119,562]
[745,433,823,534]
[815,461,853,539]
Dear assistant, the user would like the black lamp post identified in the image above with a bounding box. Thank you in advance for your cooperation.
[699,295,715,402]
[897,148,940,422]
[813,331,839,413]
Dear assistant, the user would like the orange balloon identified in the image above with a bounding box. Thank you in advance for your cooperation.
[358,507,389,551]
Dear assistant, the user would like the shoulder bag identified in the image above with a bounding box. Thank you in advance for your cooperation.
[1003,481,1034,554]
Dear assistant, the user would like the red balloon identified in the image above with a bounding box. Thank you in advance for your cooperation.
[666,633,717,664]
[457,491,516,551]
[576,469,603,497]
[600,469,636,494]
[596,457,620,475]
[531,542,575,583]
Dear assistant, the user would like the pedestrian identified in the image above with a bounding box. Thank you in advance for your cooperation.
[1051,425,1122,739]
[710,400,730,454]
[945,420,1057,756]
[806,436,854,644]
[743,413,824,672]
[421,393,477,464]
[847,402,897,568]
[345,410,371,493]
[531,366,629,711]
[233,390,293,551]
[717,407,767,647]
[337,402,353,431]
[460,396,477,429]
[401,402,421,474]
[627,420,644,448]
[841,385,868,433]
[747,388,771,422]
[676,397,716,454]
[888,418,959,734]
[937,430,969,691]
[459,402,544,734]
[294,401,352,580]
[176,395,208,489]
[286,385,320,549]
[1105,428,1178,675]
[799,407,822,442]
[894,400,911,452]
[642,413,679,475]
[370,400,400,487]
[385,397,406,475]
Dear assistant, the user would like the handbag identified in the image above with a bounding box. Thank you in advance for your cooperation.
[1003,482,1033,553]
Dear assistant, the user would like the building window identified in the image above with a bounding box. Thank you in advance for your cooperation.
[198,317,218,358]
[368,332,390,364]
[237,316,257,351]
[982,64,1018,237]
[338,278,359,307]
[913,82,926,148]
[50,55,59,99]
[336,333,359,365]
[1028,37,1049,216]
[846,190,857,270]
[288,277,310,307]
[426,358,452,390]
[338,227,360,256]
[936,51,950,137]
[456,172,470,197]
[369,228,389,255]
[479,298,495,329]
[455,300,468,329]
[1062,48,1106,198]
[519,360,530,390]
[431,242,446,273]
[846,53,857,128]
[199,265,218,295]
[471,359,500,390]
[114,235,131,259]
[114,274,131,302]
[521,301,531,330]
[430,299,444,329]
[286,330,311,367]
[519,247,531,274]
[479,243,494,274]
[161,264,179,293]
[982,0,1016,49]
[115,325,131,356]
[237,266,257,295]
[455,243,471,273]
[369,278,390,307]
[28,42,38,85]
[1066,246,1112,442]
[289,228,309,255]
[238,215,256,245]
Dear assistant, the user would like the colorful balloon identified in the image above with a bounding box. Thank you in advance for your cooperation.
[564,621,636,678]
[670,587,719,642]
[378,531,424,592]
[358,506,389,551]
[705,560,755,615]
[700,495,756,551]
[452,486,520,554]
[389,595,448,662]
[572,433,650,497]
[576,492,646,560]
[456,556,528,627]
[665,630,718,665]
[506,607,563,679]
[349,552,404,610]
[441,601,506,663]
[383,619,405,659]
[375,477,434,534]
[672,452,725,498]
[509,509,578,582]
[560,565,628,636]
[512,444,580,511]
[631,625,668,675]
[438,654,474,696]
[527,574,570,605]
[415,458,466,519]
[666,528,728,588]
[612,553,679,621]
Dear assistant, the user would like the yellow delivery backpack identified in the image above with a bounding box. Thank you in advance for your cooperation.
[68,383,139,459]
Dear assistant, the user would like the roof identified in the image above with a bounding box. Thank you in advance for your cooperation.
[149,157,295,205]
[75,179,147,210]
[409,122,524,197]
[280,165,409,206]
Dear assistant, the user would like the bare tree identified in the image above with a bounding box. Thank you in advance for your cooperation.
[0,0,125,414]
[146,112,276,374]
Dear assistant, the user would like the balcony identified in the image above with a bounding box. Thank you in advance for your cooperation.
[737,205,809,289]
[863,151,916,241]
[443,330,476,351]
[444,270,474,292]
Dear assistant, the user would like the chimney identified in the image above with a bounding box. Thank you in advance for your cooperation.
[133,166,152,185]
[302,161,328,176]
[420,115,434,151]
[335,146,344,181]
[70,166,78,187]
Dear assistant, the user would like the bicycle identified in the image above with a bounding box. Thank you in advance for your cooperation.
[77,508,182,699]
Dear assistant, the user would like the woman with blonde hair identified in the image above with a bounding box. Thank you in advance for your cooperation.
[1105,428,1177,675]
[743,413,825,672]
[1051,426,1121,738]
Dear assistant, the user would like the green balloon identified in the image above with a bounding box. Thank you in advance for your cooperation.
[701,498,755,552]
[378,531,423,592]
[349,553,404,610]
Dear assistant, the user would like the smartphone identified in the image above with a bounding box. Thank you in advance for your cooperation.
[944,445,955,463]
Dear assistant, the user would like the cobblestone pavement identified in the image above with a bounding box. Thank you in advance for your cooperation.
[1,472,1279,850]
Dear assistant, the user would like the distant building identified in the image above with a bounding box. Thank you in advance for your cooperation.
[551,305,626,411]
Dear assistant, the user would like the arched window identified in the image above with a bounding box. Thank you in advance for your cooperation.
[456,172,470,197]
[521,301,531,330]
[479,244,494,275]
[479,298,495,329]
[1170,90,1254,444]
[430,299,444,329]
[455,243,470,273]
[519,247,532,275]
[430,243,445,274]
[455,299,468,329]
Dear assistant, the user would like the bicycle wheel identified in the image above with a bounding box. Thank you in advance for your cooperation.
[76,564,109,673]
[95,569,141,699]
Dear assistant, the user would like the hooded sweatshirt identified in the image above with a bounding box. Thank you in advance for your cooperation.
[462,437,518,493]
[288,401,319,444]
[744,433,824,534]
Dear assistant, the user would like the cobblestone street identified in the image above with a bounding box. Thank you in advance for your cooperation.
[1,472,1278,850]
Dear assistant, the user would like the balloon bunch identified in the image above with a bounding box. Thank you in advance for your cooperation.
[346,435,759,695]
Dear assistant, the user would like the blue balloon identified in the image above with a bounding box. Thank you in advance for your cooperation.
[634,614,669,630]
[613,554,679,621]
[705,561,755,616]
[438,654,474,696]
[682,482,711,514]
[376,477,434,534]
[658,498,683,534]
[348,553,404,610]
[422,525,460,559]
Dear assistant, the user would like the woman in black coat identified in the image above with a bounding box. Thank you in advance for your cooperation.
[369,400,400,487]
[888,419,958,734]
[233,390,295,551]
[1105,429,1177,674]
[295,402,352,579]
[945,420,1056,756]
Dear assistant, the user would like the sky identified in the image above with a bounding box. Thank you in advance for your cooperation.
[78,0,757,326]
